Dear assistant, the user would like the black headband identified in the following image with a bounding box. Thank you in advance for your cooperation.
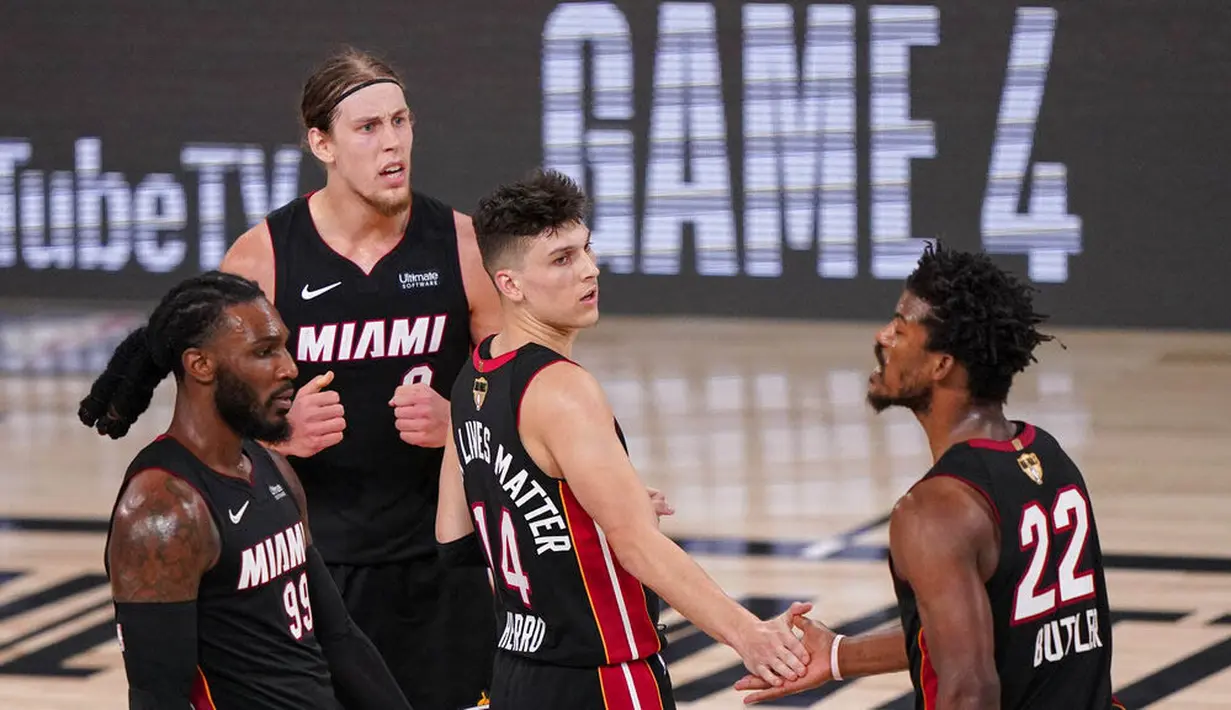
[330,78,403,113]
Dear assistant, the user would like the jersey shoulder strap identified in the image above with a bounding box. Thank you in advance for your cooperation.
[920,443,999,520]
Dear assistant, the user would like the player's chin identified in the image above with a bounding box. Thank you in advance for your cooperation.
[573,305,600,328]
[262,417,294,444]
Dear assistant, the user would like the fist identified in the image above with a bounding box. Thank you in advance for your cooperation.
[390,382,449,448]
[281,371,347,458]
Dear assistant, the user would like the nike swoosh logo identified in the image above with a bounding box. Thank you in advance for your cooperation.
[228,500,250,524]
[301,282,342,300]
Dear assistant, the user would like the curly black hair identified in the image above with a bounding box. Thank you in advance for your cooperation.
[472,168,589,275]
[77,271,266,439]
[905,241,1055,405]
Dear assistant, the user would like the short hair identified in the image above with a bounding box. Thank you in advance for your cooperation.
[472,169,590,275]
[905,241,1054,404]
[300,46,404,136]
[78,271,266,439]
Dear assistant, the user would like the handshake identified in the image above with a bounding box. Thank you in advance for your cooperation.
[731,603,841,705]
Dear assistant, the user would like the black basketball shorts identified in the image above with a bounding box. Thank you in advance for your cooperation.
[492,649,676,710]
[329,557,497,710]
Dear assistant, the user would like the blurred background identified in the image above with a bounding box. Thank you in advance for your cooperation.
[2,1,1231,708]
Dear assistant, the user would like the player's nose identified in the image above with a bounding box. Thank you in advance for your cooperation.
[875,323,894,347]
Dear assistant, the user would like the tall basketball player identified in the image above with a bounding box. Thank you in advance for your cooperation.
[79,271,411,709]
[735,243,1124,709]
[434,169,813,709]
[220,48,500,709]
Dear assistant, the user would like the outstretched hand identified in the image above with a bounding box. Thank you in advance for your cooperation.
[734,613,838,704]
[728,602,815,689]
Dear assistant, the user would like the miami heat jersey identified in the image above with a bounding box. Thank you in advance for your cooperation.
[104,435,340,710]
[891,423,1117,709]
[450,336,664,668]
[267,192,473,565]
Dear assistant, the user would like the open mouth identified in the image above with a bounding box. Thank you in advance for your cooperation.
[379,163,406,181]
[271,388,294,411]
[580,287,598,304]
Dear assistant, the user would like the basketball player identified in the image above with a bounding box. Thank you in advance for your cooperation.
[220,48,501,709]
[79,271,411,709]
[735,243,1124,709]
[434,169,813,709]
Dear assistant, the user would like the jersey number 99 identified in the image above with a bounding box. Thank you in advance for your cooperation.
[284,571,315,640]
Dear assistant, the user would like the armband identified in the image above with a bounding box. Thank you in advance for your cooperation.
[114,600,198,707]
[437,531,487,568]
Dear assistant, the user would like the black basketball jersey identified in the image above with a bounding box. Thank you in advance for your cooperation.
[104,435,340,710]
[267,191,473,565]
[891,422,1116,709]
[449,336,664,668]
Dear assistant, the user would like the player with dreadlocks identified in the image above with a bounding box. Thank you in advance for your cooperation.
[79,271,413,710]
[735,242,1125,709]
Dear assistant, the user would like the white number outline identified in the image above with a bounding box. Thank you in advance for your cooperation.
[471,503,533,608]
[282,571,315,640]
[1012,485,1096,625]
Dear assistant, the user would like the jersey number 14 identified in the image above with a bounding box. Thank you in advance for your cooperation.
[472,503,533,608]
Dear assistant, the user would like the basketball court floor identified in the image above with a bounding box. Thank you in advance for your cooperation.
[1,310,1229,708]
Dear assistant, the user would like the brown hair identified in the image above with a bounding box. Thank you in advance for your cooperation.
[300,47,404,135]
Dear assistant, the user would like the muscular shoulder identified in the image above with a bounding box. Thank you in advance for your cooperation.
[890,475,998,581]
[108,468,220,602]
[220,221,275,301]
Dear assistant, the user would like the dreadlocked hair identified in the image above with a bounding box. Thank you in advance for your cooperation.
[78,271,266,439]
[905,241,1055,405]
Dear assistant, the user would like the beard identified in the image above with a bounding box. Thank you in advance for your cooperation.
[867,386,933,414]
[215,367,293,443]
[867,344,933,414]
[362,181,412,218]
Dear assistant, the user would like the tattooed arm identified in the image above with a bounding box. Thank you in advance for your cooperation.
[268,452,413,710]
[107,468,219,708]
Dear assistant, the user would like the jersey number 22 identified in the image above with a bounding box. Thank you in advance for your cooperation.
[1012,485,1096,624]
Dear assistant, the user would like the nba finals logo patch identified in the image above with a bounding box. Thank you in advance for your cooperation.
[473,377,488,410]
[1017,452,1043,485]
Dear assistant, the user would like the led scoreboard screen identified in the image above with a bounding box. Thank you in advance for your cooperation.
[1,1,1228,328]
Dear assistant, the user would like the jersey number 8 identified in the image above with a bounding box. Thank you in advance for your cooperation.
[471,503,532,608]
[1012,485,1096,624]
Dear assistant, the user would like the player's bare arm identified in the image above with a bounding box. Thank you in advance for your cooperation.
[268,450,414,710]
[219,222,277,303]
[110,469,220,602]
[108,468,218,706]
[455,211,503,347]
[436,417,476,543]
[521,361,812,687]
[890,476,1001,709]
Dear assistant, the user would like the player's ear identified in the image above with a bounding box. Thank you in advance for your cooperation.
[182,347,217,385]
[306,127,335,166]
[931,351,957,383]
[493,268,524,303]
